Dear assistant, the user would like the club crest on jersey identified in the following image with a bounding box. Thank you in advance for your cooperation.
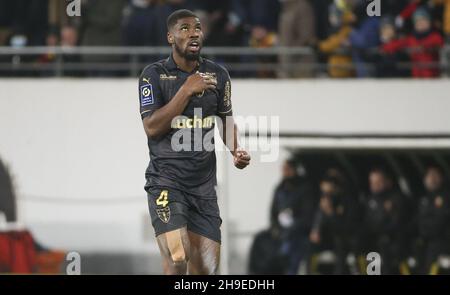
[140,83,154,106]
[156,207,171,223]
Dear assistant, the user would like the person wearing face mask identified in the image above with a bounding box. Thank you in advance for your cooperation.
[269,159,316,275]
[361,168,408,274]
[415,166,450,275]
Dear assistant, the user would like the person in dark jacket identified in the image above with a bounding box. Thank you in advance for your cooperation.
[348,1,381,78]
[270,159,317,275]
[361,168,408,274]
[375,16,410,77]
[122,0,159,47]
[416,166,450,274]
[310,174,359,274]
[247,226,287,275]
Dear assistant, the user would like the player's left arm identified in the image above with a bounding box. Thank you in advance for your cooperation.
[216,68,250,170]
[221,115,251,169]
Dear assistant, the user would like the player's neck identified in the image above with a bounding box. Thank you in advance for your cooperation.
[172,52,198,73]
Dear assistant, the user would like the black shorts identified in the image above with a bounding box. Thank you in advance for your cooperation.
[146,186,222,243]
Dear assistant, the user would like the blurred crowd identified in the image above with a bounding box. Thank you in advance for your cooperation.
[249,160,450,275]
[0,0,449,78]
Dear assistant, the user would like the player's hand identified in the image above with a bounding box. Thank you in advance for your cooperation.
[183,72,217,97]
[233,148,251,169]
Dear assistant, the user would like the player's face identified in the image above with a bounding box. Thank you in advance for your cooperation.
[171,17,203,61]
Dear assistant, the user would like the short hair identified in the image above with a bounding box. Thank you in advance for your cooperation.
[167,9,198,31]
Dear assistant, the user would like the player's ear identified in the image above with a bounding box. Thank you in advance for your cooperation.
[167,32,174,45]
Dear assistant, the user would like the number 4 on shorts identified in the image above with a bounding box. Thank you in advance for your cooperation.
[156,190,169,207]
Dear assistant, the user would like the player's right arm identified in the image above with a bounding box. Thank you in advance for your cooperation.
[139,67,217,139]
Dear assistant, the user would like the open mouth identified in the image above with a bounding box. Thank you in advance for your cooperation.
[188,40,200,52]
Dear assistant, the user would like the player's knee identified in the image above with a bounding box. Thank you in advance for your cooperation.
[171,251,188,265]
[165,229,189,265]
[169,242,188,263]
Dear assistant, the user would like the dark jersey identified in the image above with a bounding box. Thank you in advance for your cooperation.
[138,54,233,197]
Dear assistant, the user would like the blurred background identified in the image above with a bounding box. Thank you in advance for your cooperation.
[0,0,450,275]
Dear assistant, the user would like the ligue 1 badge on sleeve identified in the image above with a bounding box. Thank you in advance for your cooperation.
[140,83,154,106]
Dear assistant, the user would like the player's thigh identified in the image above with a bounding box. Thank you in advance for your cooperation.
[147,187,190,263]
[156,226,191,264]
[147,186,189,238]
[187,230,221,275]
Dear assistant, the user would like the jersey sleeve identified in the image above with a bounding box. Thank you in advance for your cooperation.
[138,65,164,119]
[217,66,233,116]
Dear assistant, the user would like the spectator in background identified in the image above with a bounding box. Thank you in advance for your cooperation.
[248,226,287,274]
[440,0,450,39]
[393,0,442,33]
[375,16,410,77]
[312,0,333,41]
[61,25,81,76]
[318,3,356,78]
[81,0,126,47]
[310,173,359,274]
[390,0,421,33]
[122,0,158,47]
[38,26,59,63]
[348,1,381,77]
[0,0,11,45]
[153,0,190,46]
[37,24,80,77]
[61,25,78,48]
[229,0,280,77]
[361,168,408,274]
[416,166,450,274]
[6,0,49,46]
[230,0,280,46]
[382,7,444,78]
[277,0,317,78]
[434,0,450,75]
[80,0,126,75]
[270,160,316,275]
[188,0,232,46]
[1,0,49,75]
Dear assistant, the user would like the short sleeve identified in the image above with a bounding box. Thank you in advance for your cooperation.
[217,67,233,116]
[138,65,164,119]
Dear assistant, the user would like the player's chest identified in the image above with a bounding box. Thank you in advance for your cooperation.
[159,73,218,117]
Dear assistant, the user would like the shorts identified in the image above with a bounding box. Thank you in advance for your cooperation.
[146,186,222,243]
